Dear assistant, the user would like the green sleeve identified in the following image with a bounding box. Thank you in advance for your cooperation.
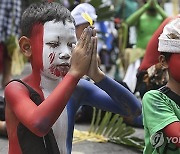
[142,90,179,136]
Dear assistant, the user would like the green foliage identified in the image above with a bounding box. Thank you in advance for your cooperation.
[89,107,144,152]
[89,0,115,21]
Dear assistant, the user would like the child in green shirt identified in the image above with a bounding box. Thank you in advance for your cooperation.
[142,18,180,154]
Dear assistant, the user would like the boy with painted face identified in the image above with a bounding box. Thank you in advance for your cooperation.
[4,2,141,154]
[143,18,180,154]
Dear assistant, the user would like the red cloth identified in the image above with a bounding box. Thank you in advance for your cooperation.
[139,17,174,71]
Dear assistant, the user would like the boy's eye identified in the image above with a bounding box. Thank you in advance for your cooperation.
[46,42,59,48]
[67,42,75,48]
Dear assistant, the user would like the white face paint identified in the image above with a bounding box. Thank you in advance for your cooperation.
[42,20,77,79]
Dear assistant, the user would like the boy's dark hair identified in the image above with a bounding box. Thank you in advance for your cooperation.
[21,1,75,37]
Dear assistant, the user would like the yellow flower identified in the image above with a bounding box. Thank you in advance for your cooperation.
[81,12,93,26]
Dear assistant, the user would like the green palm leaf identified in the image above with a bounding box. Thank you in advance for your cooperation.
[88,108,144,152]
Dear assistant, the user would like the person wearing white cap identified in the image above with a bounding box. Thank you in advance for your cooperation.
[71,3,101,66]
[142,18,180,154]
[72,3,115,72]
[71,3,97,39]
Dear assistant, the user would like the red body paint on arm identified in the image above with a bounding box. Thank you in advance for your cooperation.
[163,122,180,148]
[5,73,79,137]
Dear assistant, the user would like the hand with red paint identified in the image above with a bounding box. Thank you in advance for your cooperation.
[69,27,94,79]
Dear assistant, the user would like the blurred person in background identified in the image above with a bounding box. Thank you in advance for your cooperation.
[122,0,167,93]
[142,17,180,154]
[0,0,21,88]
[0,0,21,136]
[136,16,177,99]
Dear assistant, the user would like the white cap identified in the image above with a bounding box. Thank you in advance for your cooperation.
[71,3,97,26]
[158,18,180,53]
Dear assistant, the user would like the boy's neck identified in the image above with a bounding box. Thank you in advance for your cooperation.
[167,77,180,96]
[25,69,63,92]
[40,74,63,92]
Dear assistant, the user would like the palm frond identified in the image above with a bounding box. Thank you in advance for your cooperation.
[73,108,144,152]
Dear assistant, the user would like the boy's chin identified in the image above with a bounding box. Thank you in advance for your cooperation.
[58,67,69,77]
[42,71,68,80]
[51,71,68,79]
[61,71,68,77]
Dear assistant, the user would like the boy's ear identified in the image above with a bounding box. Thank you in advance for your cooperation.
[159,55,168,69]
[19,36,32,58]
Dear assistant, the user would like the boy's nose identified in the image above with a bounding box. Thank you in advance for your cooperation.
[59,52,71,59]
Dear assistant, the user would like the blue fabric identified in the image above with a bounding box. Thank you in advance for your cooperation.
[99,21,114,51]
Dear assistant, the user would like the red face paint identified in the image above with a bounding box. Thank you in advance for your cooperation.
[48,52,55,64]
[42,21,75,79]
[168,54,180,83]
[49,65,70,77]
[30,24,44,72]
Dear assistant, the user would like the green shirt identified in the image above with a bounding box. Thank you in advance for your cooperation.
[142,90,180,154]
[136,12,163,49]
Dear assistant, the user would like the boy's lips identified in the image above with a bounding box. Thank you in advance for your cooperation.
[58,62,70,67]
[49,63,70,77]
[56,63,70,72]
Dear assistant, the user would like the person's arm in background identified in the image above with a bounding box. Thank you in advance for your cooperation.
[153,0,167,19]
[0,121,6,135]
[125,0,149,26]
